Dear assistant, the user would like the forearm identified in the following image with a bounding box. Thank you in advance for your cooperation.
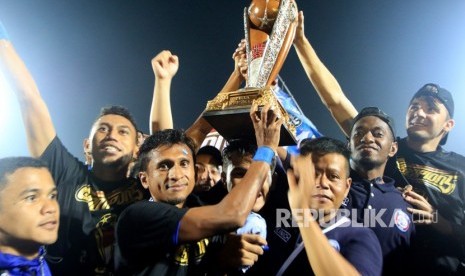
[179,161,270,241]
[150,78,173,133]
[0,40,55,157]
[217,161,270,223]
[299,219,360,276]
[294,37,357,136]
[185,114,212,152]
[219,70,243,93]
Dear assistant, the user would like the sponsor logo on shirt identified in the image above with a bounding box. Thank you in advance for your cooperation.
[74,183,145,273]
[397,158,458,195]
[75,184,145,211]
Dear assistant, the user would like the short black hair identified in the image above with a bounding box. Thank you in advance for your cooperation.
[197,145,223,166]
[299,137,351,174]
[0,157,49,190]
[138,129,197,172]
[96,105,139,133]
[222,139,257,165]
[350,107,396,140]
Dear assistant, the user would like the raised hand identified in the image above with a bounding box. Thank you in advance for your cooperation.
[151,50,179,80]
[233,39,248,81]
[287,153,315,221]
[217,233,266,269]
[293,11,305,45]
[402,186,436,224]
[250,103,282,151]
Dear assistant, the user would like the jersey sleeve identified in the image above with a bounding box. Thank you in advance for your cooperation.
[340,228,383,276]
[39,136,86,186]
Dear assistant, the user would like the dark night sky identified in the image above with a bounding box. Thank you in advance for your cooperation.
[1,0,464,160]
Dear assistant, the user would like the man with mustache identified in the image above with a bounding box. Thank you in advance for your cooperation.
[283,137,383,276]
[115,104,282,275]
[293,10,465,275]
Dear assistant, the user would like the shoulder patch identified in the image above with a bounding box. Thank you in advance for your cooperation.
[392,209,411,232]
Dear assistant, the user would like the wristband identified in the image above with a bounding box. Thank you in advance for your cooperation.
[253,146,275,165]
[0,21,9,41]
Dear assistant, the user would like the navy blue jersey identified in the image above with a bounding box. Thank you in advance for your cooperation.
[282,217,382,276]
[346,172,415,275]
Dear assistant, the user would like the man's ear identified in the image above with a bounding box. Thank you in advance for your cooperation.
[83,138,92,164]
[83,138,91,153]
[444,118,455,133]
[133,146,139,160]
[139,171,149,189]
[344,177,352,198]
[388,141,398,158]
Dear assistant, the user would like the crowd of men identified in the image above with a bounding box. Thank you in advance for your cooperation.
[0,9,464,276]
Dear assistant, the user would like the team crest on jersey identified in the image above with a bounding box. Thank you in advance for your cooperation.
[392,209,410,232]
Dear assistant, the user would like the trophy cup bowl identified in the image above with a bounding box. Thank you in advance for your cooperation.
[248,0,280,33]
[203,0,298,146]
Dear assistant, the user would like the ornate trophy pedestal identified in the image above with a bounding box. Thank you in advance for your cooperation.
[202,0,298,146]
[203,87,296,145]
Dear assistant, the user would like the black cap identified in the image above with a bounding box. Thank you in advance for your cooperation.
[350,107,396,139]
[411,83,454,118]
[411,83,454,145]
[197,145,223,166]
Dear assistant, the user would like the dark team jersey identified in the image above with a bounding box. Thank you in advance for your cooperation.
[345,173,415,275]
[40,137,148,275]
[281,217,383,276]
[115,199,220,276]
[385,137,465,275]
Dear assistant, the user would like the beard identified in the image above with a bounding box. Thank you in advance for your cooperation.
[163,196,186,206]
[353,154,384,171]
[96,152,133,171]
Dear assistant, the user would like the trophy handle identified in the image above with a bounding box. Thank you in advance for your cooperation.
[265,17,297,87]
[244,0,298,88]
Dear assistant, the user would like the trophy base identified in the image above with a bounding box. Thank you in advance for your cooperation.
[202,87,297,146]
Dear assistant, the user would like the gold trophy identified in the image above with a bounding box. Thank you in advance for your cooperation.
[203,0,298,145]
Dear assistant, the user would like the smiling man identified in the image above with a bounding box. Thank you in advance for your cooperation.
[1,28,147,274]
[0,157,59,276]
[386,85,465,275]
[115,105,282,275]
[293,10,465,273]
[345,107,415,275]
